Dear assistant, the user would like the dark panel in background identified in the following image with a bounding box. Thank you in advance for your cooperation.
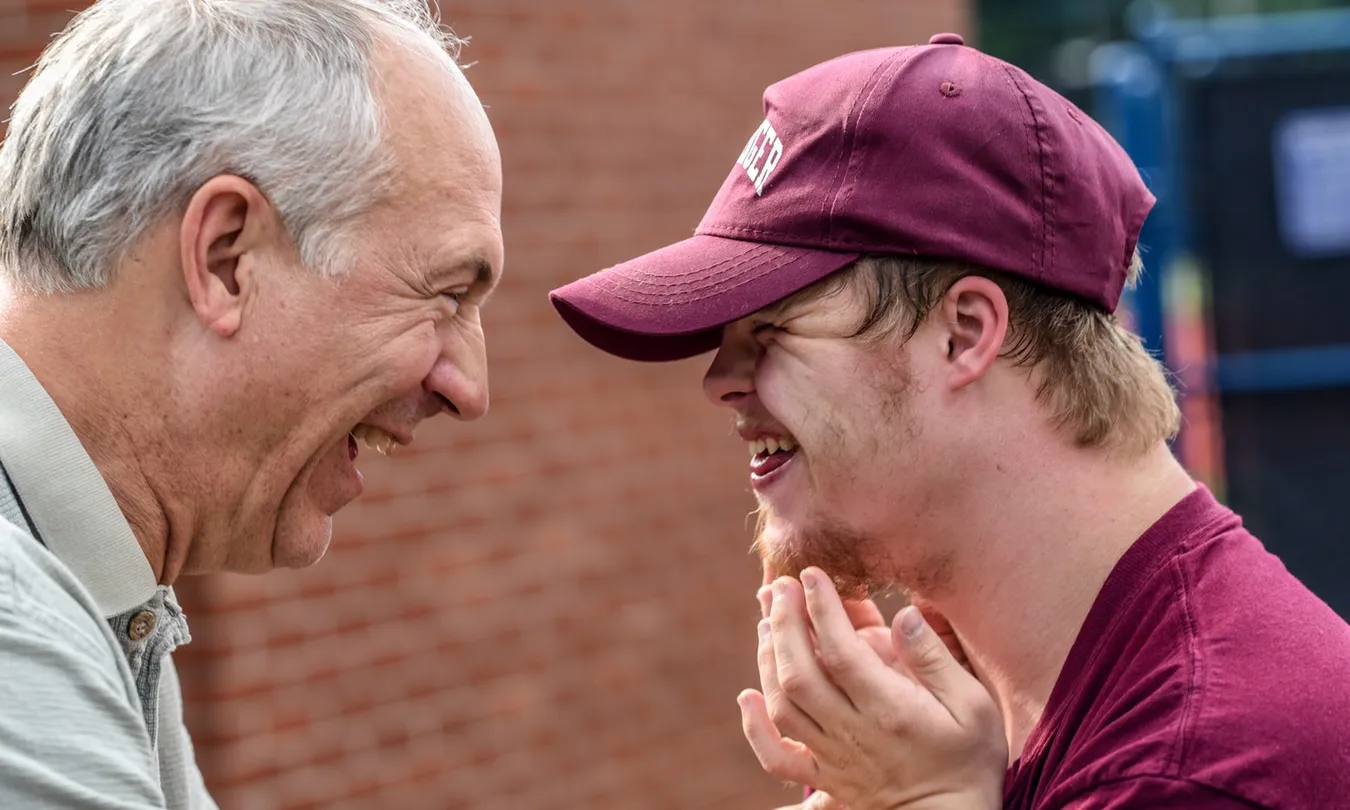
[1220,388,1350,618]
[1181,55,1350,616]
[1183,55,1350,354]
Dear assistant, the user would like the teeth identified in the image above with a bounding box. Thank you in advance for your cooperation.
[746,436,798,457]
[352,424,398,457]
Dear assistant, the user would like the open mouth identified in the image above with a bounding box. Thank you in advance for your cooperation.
[349,424,401,459]
[748,435,798,478]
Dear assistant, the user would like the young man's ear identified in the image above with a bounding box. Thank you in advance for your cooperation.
[179,175,277,337]
[938,275,1009,390]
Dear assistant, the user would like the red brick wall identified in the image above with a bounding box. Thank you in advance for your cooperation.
[0,1,969,807]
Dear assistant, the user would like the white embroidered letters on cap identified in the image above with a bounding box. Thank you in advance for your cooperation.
[736,118,784,196]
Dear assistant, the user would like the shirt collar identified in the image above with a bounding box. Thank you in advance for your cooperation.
[0,338,158,616]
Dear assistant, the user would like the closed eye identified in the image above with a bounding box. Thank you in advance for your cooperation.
[440,288,470,316]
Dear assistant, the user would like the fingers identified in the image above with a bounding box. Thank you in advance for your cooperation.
[758,616,827,742]
[855,625,901,666]
[768,579,855,723]
[918,604,972,673]
[737,688,820,786]
[798,568,891,706]
[799,567,907,712]
[892,605,981,718]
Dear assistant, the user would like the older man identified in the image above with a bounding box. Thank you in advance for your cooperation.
[0,0,501,806]
[552,34,1350,810]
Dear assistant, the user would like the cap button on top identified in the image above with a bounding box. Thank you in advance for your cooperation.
[928,32,965,46]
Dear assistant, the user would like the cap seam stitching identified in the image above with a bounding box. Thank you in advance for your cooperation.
[595,248,823,304]
[821,50,915,242]
[621,240,765,286]
[700,222,897,250]
[994,59,1049,278]
[614,247,786,295]
[833,49,920,228]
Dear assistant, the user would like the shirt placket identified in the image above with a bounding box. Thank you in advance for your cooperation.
[107,586,192,748]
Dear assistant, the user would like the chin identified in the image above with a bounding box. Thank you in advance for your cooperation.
[754,509,877,599]
[271,512,335,569]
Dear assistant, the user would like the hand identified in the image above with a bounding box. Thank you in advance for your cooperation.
[757,561,971,675]
[740,568,1007,810]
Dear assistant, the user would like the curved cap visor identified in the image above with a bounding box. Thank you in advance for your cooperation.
[549,234,860,362]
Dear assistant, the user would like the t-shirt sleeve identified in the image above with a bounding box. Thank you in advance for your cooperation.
[0,531,167,808]
[1055,775,1263,809]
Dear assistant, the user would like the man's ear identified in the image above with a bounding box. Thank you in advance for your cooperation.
[179,175,277,338]
[936,276,1008,391]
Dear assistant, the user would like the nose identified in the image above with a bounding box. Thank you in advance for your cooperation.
[424,324,489,422]
[701,322,759,407]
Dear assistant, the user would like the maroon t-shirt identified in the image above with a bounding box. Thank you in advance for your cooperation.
[1004,485,1350,808]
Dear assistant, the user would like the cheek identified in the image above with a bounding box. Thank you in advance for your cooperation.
[366,321,442,391]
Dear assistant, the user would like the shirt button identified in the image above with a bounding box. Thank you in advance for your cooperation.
[128,610,157,641]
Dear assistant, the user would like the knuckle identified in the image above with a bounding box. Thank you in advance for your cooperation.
[816,645,853,675]
[878,709,909,733]
[767,696,795,728]
[915,640,952,673]
[778,667,811,696]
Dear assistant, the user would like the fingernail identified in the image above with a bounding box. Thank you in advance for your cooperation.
[802,570,818,591]
[772,579,789,599]
[899,606,926,639]
[757,585,772,613]
[758,619,771,640]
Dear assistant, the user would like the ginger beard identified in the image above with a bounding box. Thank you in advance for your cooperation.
[753,506,958,604]
[753,506,883,600]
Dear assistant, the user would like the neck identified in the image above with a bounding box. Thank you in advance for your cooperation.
[0,283,189,584]
[910,440,1195,762]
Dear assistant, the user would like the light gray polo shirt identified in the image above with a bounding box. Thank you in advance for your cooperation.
[0,338,217,809]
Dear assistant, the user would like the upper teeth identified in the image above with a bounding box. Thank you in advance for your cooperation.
[748,436,797,457]
[352,424,398,457]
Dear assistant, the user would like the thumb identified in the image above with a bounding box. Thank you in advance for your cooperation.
[892,604,971,711]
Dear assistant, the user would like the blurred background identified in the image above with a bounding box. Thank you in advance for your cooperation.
[2,0,1348,807]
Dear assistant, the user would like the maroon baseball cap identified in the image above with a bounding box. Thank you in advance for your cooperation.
[549,33,1156,362]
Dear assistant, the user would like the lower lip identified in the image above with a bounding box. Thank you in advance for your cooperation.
[750,450,796,490]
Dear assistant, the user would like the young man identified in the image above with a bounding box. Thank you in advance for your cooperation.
[550,33,1350,810]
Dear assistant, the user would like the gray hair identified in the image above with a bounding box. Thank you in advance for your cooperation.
[0,0,464,293]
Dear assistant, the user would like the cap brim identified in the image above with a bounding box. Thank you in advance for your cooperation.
[549,234,859,362]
